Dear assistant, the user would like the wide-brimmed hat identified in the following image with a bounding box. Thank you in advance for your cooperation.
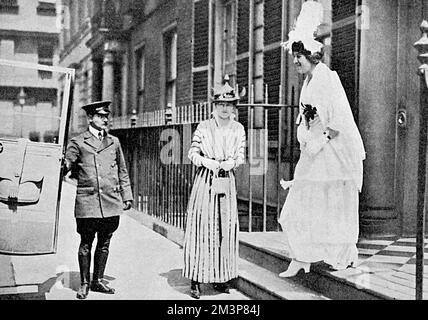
[81,100,111,115]
[212,76,241,103]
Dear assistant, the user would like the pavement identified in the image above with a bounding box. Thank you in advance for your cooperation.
[0,181,250,300]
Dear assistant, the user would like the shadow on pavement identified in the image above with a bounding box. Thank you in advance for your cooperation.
[159,269,231,299]
[38,271,116,294]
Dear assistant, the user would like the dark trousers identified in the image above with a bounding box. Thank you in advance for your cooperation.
[76,216,120,284]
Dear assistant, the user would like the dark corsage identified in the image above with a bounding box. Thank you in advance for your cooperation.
[301,103,317,129]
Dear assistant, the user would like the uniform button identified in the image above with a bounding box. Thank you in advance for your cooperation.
[100,189,103,193]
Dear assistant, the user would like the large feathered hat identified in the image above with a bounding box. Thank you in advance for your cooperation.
[282,0,324,54]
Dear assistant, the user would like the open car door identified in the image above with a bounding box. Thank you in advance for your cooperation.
[0,59,74,255]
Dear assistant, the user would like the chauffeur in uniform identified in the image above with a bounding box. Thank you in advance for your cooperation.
[64,100,133,299]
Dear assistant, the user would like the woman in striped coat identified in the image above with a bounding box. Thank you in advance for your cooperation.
[182,80,246,299]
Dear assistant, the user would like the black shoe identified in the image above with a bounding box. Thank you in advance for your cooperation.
[214,282,230,294]
[190,280,200,299]
[90,280,115,294]
[76,283,89,299]
[190,288,200,299]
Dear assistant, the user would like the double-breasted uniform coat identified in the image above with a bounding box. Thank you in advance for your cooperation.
[65,130,133,218]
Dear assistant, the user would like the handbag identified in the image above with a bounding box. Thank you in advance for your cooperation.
[211,172,229,195]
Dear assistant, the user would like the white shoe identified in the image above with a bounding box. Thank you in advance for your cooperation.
[279,260,310,278]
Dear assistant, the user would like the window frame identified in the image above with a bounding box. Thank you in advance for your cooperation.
[221,0,237,84]
[164,28,177,109]
[135,45,146,114]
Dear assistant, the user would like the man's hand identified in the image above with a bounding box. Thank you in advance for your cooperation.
[123,200,132,211]
[201,158,220,172]
[61,156,70,177]
[219,159,235,171]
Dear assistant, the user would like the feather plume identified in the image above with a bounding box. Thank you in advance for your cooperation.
[282,0,324,54]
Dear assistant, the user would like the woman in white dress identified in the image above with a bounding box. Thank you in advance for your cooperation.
[182,79,246,298]
[278,1,366,277]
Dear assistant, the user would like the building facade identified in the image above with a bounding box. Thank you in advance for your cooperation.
[0,0,59,142]
[58,0,428,238]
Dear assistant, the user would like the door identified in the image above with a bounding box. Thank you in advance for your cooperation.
[0,59,74,254]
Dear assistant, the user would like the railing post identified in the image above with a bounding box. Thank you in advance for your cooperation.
[263,84,268,232]
[277,85,283,231]
[248,84,255,232]
[414,19,428,300]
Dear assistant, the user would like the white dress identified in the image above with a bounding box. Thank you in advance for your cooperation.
[278,63,365,270]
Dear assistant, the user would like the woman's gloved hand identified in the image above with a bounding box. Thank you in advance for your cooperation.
[201,158,220,172]
[220,159,235,171]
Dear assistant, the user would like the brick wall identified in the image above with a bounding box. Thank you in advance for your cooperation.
[131,0,177,112]
[264,0,282,141]
[264,48,281,104]
[193,0,209,68]
[332,0,356,22]
[192,0,210,103]
[237,58,249,103]
[237,0,249,55]
[264,47,282,140]
[264,0,282,46]
[177,0,194,106]
[237,57,249,127]
[193,70,208,103]
[331,0,359,121]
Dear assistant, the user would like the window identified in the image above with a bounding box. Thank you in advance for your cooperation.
[136,46,145,113]
[253,0,263,102]
[0,0,18,14]
[164,30,177,109]
[38,43,54,79]
[37,1,56,16]
[222,0,236,83]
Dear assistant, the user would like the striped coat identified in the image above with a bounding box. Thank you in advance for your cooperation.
[182,116,246,283]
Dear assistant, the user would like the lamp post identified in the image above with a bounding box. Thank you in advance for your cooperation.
[414,20,428,300]
[17,87,27,138]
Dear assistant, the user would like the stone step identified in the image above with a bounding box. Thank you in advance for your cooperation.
[236,258,329,300]
[238,237,391,300]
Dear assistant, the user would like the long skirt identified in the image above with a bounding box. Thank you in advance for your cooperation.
[278,178,359,270]
[182,167,239,283]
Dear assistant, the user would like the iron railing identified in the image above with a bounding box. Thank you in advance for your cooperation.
[112,91,300,232]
